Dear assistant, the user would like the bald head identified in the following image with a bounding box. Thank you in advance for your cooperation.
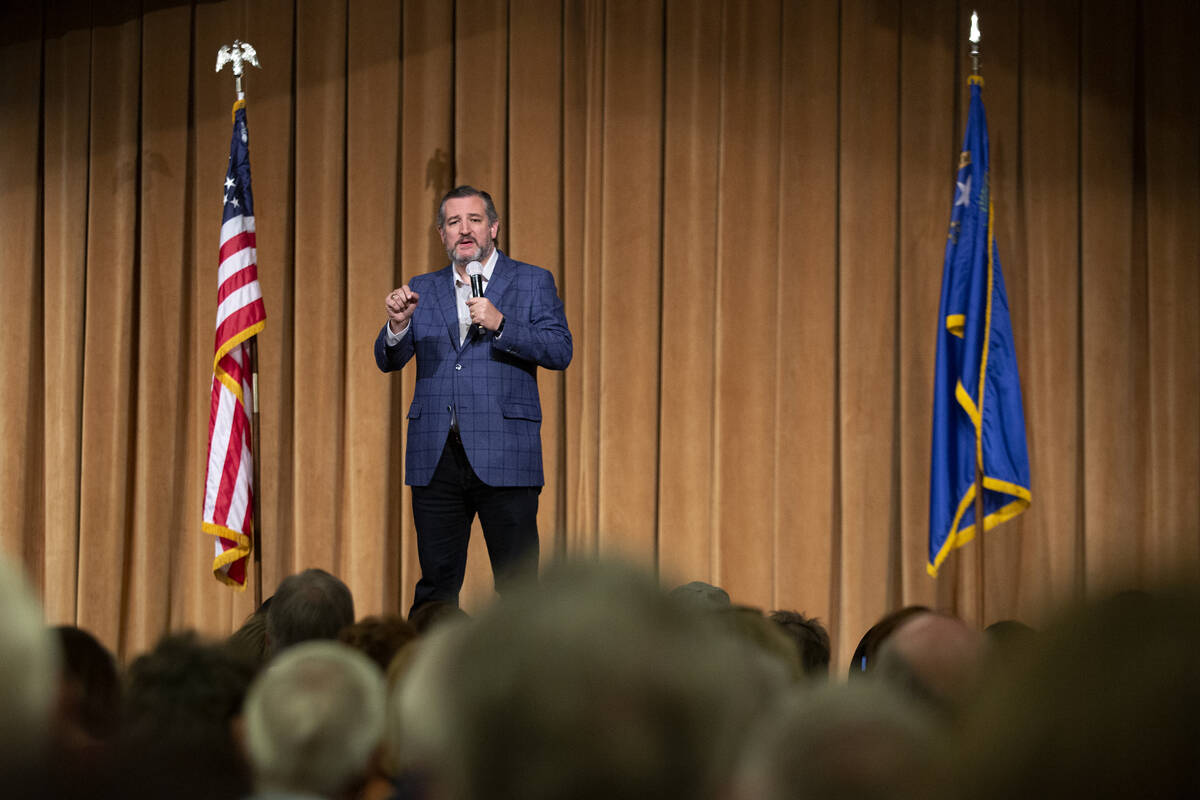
[874,612,982,717]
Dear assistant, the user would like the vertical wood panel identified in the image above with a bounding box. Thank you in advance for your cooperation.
[897,0,956,611]
[40,0,92,626]
[398,0,455,610]
[772,0,839,630]
[713,0,782,608]
[509,0,567,561]
[1014,0,1081,619]
[1143,0,1200,578]
[561,0,604,554]
[291,0,347,574]
[1081,0,1145,587]
[346,0,403,614]
[76,6,141,655]
[455,0,508,193]
[128,0,200,652]
[0,6,44,588]
[594,0,663,560]
[836,0,900,664]
[657,0,722,587]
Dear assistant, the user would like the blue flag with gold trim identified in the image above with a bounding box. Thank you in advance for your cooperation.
[929,76,1031,576]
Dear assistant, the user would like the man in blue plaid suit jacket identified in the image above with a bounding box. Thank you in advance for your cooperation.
[375,186,572,615]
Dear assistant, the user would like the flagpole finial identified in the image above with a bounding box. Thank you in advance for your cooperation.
[969,11,982,76]
[216,40,261,99]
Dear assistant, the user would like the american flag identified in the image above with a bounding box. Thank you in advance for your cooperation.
[203,98,266,588]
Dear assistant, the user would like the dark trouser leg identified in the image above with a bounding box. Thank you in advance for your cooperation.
[409,436,474,616]
[473,483,540,596]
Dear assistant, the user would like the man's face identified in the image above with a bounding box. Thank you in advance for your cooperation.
[439,195,499,268]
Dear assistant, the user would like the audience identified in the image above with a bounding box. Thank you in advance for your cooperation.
[0,554,58,776]
[950,587,1200,798]
[338,614,418,673]
[408,599,469,635]
[768,610,831,678]
[847,604,931,678]
[392,561,789,800]
[267,568,355,655]
[227,599,272,669]
[244,641,386,800]
[52,625,122,748]
[718,605,806,683]
[872,611,984,719]
[735,682,941,800]
[6,553,1200,799]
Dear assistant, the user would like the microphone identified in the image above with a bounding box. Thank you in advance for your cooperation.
[466,260,484,336]
[467,260,484,297]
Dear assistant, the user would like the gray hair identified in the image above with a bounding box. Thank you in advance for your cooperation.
[244,640,386,797]
[0,554,58,768]
[436,185,499,229]
[266,568,355,655]
[393,560,788,800]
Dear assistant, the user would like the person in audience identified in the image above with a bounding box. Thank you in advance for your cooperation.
[768,610,831,679]
[244,641,386,800]
[408,599,469,635]
[391,560,789,800]
[52,626,122,748]
[872,611,983,720]
[949,587,1200,799]
[227,598,272,669]
[733,682,942,800]
[0,554,58,779]
[719,605,805,683]
[116,632,256,799]
[337,614,418,673]
[266,568,355,655]
[669,580,732,611]
[847,604,931,678]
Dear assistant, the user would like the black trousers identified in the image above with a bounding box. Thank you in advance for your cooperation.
[409,430,540,616]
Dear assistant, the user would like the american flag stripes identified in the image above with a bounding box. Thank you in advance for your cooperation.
[203,99,266,588]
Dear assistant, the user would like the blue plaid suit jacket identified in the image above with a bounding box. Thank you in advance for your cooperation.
[374,251,572,487]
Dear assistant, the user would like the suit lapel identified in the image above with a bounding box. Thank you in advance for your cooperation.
[427,265,461,349]
[485,250,513,308]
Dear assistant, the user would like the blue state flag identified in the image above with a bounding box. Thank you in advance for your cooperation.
[929,76,1031,577]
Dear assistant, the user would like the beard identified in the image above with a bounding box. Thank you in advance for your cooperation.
[446,234,493,267]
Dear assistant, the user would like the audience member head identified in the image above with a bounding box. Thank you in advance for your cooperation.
[872,611,983,719]
[408,599,469,635]
[718,605,805,683]
[266,568,354,655]
[848,604,931,678]
[669,580,732,611]
[52,626,121,745]
[244,641,386,799]
[0,555,58,770]
[734,682,942,800]
[394,560,789,800]
[337,614,418,673]
[227,601,272,670]
[119,632,256,797]
[768,610,831,678]
[951,587,1200,798]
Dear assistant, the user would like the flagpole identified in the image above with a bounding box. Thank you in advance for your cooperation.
[968,11,986,629]
[248,338,264,608]
[217,40,264,607]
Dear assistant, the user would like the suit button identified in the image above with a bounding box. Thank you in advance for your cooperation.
[455,363,462,371]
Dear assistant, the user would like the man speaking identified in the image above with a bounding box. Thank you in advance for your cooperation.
[375,186,572,616]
